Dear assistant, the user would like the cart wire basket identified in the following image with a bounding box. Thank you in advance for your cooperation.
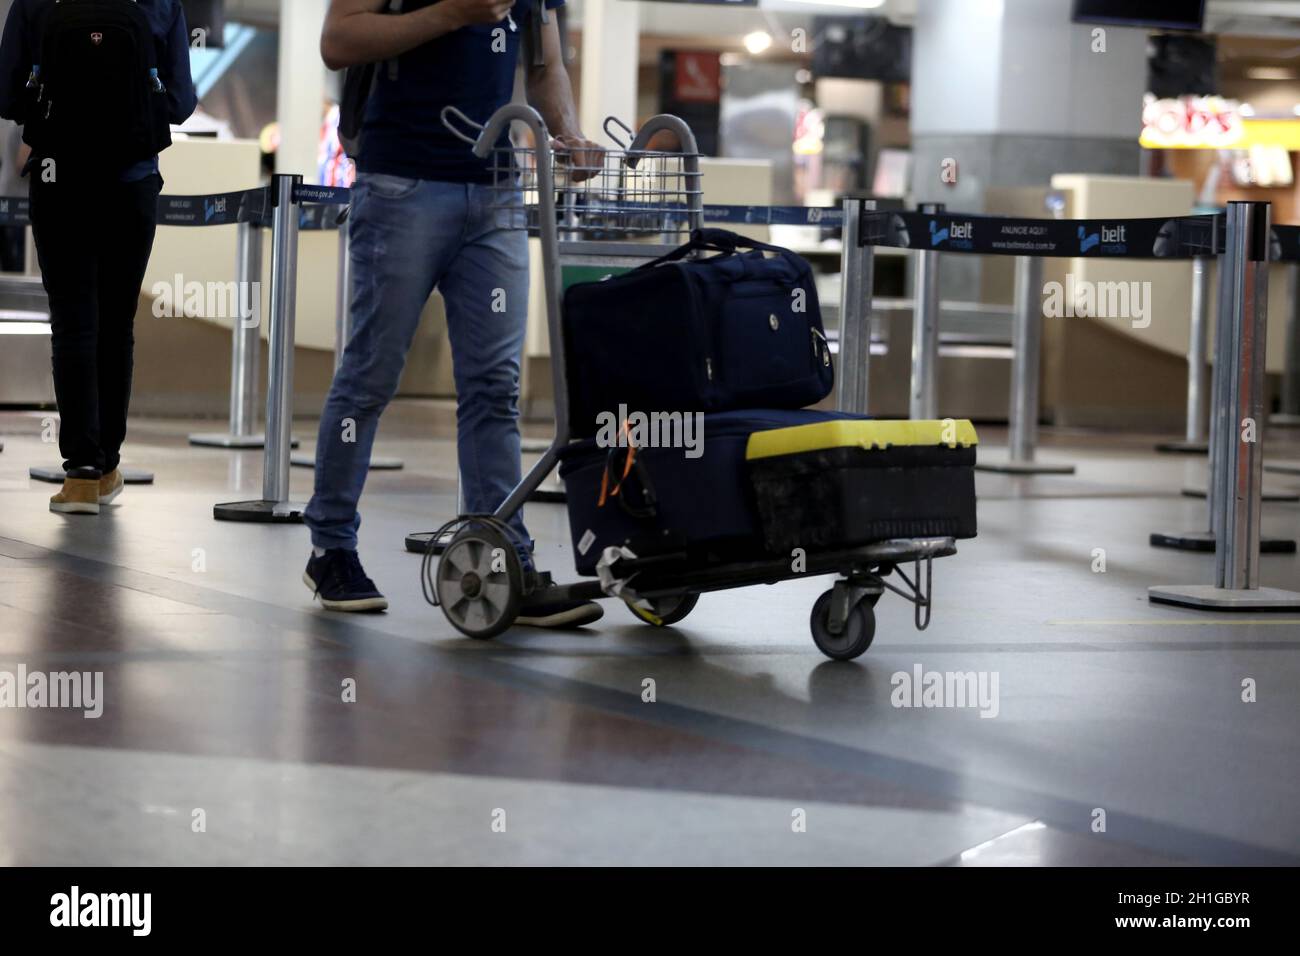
[442,107,703,241]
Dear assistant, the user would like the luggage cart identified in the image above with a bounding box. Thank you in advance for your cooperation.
[425,104,958,661]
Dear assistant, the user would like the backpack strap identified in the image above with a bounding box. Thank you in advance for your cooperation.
[386,0,404,80]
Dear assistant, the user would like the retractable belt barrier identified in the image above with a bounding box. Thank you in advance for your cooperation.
[857,209,1222,259]
[832,197,1297,610]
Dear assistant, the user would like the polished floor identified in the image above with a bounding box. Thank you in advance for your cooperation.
[1,403,1299,865]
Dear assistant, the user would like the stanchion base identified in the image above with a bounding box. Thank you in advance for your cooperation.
[1149,530,1216,552]
[213,500,306,523]
[30,465,153,484]
[974,458,1076,475]
[1181,486,1300,503]
[289,453,404,471]
[1268,413,1300,427]
[189,433,300,450]
[1154,440,1208,455]
[1264,461,1300,476]
[1149,530,1296,553]
[1149,584,1300,610]
[405,530,454,555]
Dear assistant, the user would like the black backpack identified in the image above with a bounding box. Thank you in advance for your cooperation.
[24,0,172,175]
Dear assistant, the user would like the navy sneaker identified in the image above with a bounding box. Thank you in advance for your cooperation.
[303,549,389,613]
[515,595,604,628]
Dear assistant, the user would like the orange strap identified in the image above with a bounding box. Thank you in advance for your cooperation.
[597,421,638,508]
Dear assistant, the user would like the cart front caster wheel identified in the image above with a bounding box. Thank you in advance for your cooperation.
[435,524,522,640]
[625,592,699,626]
[810,589,876,661]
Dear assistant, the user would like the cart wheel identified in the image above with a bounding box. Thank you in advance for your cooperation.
[810,589,876,661]
[435,524,522,639]
[625,593,699,626]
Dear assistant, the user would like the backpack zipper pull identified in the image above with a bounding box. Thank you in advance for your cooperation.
[25,65,39,90]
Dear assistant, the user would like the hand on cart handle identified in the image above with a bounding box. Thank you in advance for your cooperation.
[551,134,604,183]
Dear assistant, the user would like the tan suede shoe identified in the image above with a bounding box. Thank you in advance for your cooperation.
[98,469,124,504]
[50,478,100,515]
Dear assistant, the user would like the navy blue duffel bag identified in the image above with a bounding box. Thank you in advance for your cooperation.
[563,228,834,437]
[559,409,852,575]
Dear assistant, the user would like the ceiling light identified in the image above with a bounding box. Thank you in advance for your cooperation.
[1245,66,1296,81]
[744,31,772,55]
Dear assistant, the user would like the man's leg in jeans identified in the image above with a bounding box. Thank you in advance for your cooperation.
[304,177,466,552]
[95,174,162,473]
[29,179,102,473]
[437,192,531,562]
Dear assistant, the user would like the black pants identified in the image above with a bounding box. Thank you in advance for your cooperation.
[30,173,161,474]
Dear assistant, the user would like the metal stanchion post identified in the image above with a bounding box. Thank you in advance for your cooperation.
[1269,263,1300,427]
[1150,201,1300,608]
[189,220,283,449]
[1180,259,1296,500]
[837,197,876,416]
[214,174,307,523]
[1155,256,1212,453]
[292,209,404,472]
[976,256,1075,475]
[1151,225,1293,550]
[910,202,942,420]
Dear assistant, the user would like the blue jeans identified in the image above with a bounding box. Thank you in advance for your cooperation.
[304,173,530,555]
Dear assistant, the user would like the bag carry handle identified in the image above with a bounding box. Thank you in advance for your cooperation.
[640,228,805,280]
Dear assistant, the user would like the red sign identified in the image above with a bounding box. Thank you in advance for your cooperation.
[674,52,721,104]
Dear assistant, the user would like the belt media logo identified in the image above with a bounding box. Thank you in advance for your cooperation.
[0,665,103,718]
[151,273,261,326]
[1077,223,1128,255]
[890,664,999,718]
[595,404,704,459]
[1042,272,1152,329]
[929,218,974,250]
[203,195,227,224]
[50,886,150,936]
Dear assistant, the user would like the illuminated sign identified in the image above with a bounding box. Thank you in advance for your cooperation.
[1140,95,1243,149]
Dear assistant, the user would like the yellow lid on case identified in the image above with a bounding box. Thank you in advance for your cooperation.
[746,419,979,460]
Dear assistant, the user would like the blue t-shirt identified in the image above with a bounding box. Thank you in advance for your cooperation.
[359,0,564,184]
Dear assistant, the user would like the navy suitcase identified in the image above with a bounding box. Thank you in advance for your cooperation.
[562,229,834,437]
[559,411,981,577]
[558,409,853,575]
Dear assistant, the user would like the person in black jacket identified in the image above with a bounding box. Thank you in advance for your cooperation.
[0,0,197,514]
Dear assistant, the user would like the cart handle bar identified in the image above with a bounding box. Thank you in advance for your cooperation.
[440,104,550,158]
[624,114,700,169]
